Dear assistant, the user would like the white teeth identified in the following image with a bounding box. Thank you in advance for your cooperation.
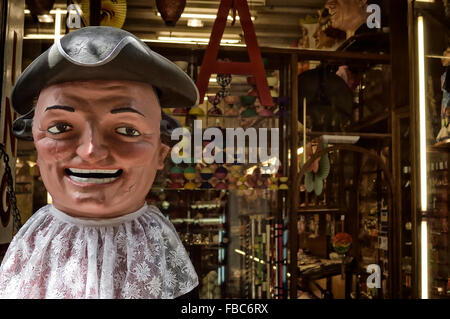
[69,168,119,174]
[69,176,119,184]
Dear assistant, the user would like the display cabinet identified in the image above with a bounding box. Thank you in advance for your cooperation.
[408,0,450,299]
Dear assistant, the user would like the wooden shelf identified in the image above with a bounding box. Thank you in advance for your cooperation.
[428,139,450,152]
[151,187,228,192]
[299,131,391,139]
[146,41,391,65]
[297,207,341,213]
[170,113,279,120]
[348,112,389,132]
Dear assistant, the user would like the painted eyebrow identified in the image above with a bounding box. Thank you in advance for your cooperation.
[110,107,145,117]
[45,105,75,112]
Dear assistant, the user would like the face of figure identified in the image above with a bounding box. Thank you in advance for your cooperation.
[313,9,346,49]
[33,80,170,218]
[325,0,368,37]
[442,48,450,67]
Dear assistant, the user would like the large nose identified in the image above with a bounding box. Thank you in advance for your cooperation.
[76,121,109,163]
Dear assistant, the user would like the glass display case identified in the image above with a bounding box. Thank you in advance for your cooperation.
[409,0,450,299]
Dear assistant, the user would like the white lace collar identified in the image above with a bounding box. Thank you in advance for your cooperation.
[0,204,198,299]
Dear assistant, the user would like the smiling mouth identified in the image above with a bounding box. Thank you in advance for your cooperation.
[65,168,123,184]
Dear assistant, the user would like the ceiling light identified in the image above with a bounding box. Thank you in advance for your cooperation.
[24,34,57,39]
[157,12,255,21]
[187,18,204,27]
[24,9,80,15]
[54,8,62,43]
[418,15,427,213]
[417,15,429,300]
[157,36,239,44]
[37,14,54,23]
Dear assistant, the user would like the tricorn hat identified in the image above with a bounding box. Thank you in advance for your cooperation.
[12,26,195,144]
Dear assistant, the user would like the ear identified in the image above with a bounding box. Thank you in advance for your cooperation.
[156,142,171,170]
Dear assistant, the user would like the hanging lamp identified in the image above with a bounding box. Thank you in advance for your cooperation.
[156,0,186,27]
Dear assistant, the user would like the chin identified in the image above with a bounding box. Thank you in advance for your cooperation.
[58,197,125,218]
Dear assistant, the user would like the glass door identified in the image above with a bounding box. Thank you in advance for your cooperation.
[410,0,450,299]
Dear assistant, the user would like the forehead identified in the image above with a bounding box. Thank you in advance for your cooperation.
[36,80,160,111]
[335,0,355,5]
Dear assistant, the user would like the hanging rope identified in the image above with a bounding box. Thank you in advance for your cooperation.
[231,0,237,26]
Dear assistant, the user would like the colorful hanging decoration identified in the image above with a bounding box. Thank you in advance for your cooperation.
[189,105,205,116]
[216,62,232,98]
[436,47,450,143]
[224,95,239,116]
[172,107,188,115]
[168,165,184,189]
[214,166,228,190]
[269,175,278,190]
[301,141,330,196]
[207,95,222,115]
[332,215,352,277]
[240,95,257,118]
[200,166,214,189]
[183,160,197,189]
[333,231,353,254]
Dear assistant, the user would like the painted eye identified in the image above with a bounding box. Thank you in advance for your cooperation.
[115,127,141,137]
[47,123,72,134]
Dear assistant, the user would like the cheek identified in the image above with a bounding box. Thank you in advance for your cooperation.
[111,141,159,167]
[35,138,77,163]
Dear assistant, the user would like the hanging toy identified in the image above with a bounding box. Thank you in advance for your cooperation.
[301,141,330,196]
[214,166,228,190]
[436,47,450,143]
[332,215,352,278]
[183,158,197,190]
[200,166,214,189]
[169,164,184,189]
[208,94,223,115]
[216,63,232,98]
[224,95,239,116]
[240,95,258,117]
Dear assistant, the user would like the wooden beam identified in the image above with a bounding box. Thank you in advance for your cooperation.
[89,0,101,26]
[289,52,299,299]
[407,0,420,300]
[390,0,410,299]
